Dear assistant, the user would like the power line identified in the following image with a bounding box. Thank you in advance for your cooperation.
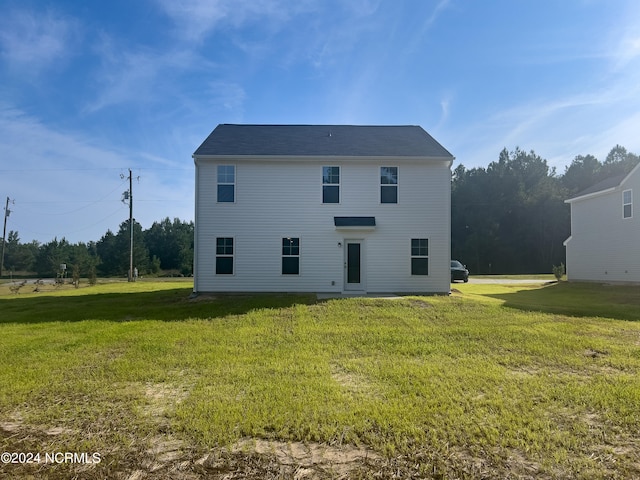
[11,206,127,240]
[14,180,129,216]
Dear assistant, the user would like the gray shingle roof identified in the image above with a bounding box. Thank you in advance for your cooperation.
[569,174,626,200]
[193,124,454,158]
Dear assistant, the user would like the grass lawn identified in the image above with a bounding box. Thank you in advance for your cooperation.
[1,279,639,479]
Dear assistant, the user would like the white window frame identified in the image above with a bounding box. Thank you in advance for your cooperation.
[623,189,632,219]
[380,166,398,204]
[410,238,429,276]
[217,165,235,203]
[281,237,300,275]
[322,166,340,204]
[215,237,234,275]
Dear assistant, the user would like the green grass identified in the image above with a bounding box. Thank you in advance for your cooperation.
[1,280,639,479]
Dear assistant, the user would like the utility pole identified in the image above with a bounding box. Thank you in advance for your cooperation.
[121,170,135,282]
[128,169,133,282]
[1,197,14,277]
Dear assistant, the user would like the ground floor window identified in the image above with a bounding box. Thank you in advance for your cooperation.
[411,238,428,275]
[216,237,234,274]
[282,237,300,275]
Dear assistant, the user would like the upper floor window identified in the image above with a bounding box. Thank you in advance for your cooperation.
[411,238,429,275]
[322,166,340,204]
[380,167,398,203]
[623,189,632,219]
[282,237,300,275]
[217,165,235,202]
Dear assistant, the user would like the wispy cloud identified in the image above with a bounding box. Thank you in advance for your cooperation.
[604,2,640,71]
[0,8,80,74]
[85,37,203,113]
[0,104,125,170]
[154,0,306,44]
[0,105,193,242]
[450,76,640,171]
[423,0,452,31]
[208,81,246,115]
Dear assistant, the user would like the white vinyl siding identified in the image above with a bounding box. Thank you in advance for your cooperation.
[194,158,451,293]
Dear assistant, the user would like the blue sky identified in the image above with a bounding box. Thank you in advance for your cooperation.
[1,0,639,244]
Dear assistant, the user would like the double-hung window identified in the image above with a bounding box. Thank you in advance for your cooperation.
[411,238,428,275]
[216,237,234,274]
[381,167,398,203]
[623,189,632,219]
[217,165,235,202]
[322,166,340,203]
[282,237,300,275]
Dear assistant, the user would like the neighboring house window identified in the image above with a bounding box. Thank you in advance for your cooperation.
[216,237,234,274]
[411,238,428,275]
[322,166,340,203]
[381,167,398,203]
[217,165,235,202]
[623,189,632,219]
[282,237,300,275]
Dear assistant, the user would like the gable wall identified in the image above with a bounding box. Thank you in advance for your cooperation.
[194,157,451,293]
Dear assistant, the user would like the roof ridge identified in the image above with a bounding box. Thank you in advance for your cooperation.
[219,123,421,127]
[194,124,454,159]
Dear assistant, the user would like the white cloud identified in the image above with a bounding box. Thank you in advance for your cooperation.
[602,2,640,71]
[154,0,307,43]
[423,0,452,31]
[0,105,124,169]
[0,8,79,74]
[84,37,203,113]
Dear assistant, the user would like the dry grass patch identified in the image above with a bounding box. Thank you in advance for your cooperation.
[2,281,640,479]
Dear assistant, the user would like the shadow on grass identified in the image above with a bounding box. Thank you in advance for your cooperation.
[0,288,319,324]
[484,281,640,322]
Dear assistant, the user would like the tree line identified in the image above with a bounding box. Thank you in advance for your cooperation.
[452,145,639,274]
[2,145,638,278]
[2,217,193,278]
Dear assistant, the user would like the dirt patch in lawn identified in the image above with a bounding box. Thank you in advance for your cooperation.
[198,438,383,479]
[408,298,433,309]
[329,363,375,398]
[4,417,639,480]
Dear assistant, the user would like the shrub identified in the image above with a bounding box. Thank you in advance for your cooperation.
[552,263,565,281]
[88,266,97,286]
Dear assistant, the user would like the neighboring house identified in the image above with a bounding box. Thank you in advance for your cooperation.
[564,162,640,283]
[192,124,454,294]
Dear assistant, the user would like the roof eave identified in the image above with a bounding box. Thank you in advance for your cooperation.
[565,186,617,204]
[193,154,454,163]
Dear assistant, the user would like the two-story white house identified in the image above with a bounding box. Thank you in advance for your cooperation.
[564,162,640,283]
[192,124,454,294]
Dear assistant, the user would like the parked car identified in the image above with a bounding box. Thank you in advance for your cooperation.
[451,260,469,283]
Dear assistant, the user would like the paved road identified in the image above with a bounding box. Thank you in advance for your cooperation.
[465,278,554,284]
